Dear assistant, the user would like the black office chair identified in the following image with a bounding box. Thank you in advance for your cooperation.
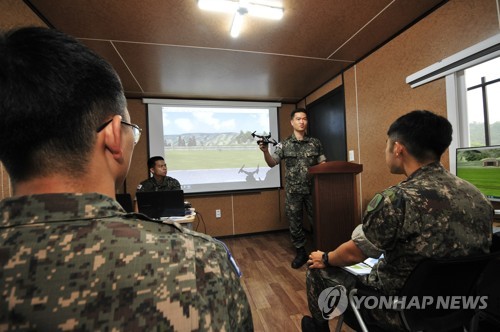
[116,193,134,213]
[470,234,500,331]
[342,251,500,332]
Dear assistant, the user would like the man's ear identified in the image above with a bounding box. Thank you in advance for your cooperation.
[103,115,124,160]
[394,141,406,155]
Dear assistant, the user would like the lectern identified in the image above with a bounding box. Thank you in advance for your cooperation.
[308,161,363,251]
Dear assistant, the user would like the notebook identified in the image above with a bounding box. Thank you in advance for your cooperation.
[342,255,383,276]
[136,190,186,218]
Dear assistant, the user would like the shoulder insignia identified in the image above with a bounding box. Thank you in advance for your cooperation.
[214,238,242,277]
[367,193,384,212]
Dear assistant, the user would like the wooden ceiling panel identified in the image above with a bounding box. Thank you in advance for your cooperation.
[27,0,395,58]
[330,0,446,60]
[79,39,143,94]
[19,0,448,102]
[114,42,349,102]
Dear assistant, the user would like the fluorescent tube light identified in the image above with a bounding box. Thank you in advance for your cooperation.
[247,3,283,20]
[198,0,238,13]
[199,0,284,37]
[230,9,246,38]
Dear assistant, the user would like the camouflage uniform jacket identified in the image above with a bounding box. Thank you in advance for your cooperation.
[0,193,253,331]
[137,176,181,192]
[272,133,326,194]
[353,162,493,294]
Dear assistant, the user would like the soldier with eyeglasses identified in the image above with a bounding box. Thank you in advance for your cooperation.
[0,27,252,331]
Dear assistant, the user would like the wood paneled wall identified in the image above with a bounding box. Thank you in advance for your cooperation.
[304,0,500,216]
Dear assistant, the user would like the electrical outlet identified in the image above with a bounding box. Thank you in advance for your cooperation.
[348,150,355,161]
[215,209,221,218]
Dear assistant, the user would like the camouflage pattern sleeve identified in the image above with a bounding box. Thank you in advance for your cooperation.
[166,177,181,190]
[0,193,253,331]
[312,137,326,164]
[271,139,285,164]
[359,188,403,252]
[136,178,152,192]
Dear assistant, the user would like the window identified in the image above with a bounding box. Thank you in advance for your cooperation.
[406,34,500,173]
[464,57,500,146]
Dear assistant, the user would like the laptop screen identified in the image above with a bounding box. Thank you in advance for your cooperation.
[136,190,185,218]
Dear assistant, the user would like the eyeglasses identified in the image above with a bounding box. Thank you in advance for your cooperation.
[96,119,142,145]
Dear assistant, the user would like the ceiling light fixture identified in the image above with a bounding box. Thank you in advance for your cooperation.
[198,0,284,38]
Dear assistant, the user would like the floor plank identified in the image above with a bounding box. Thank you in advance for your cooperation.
[222,231,355,332]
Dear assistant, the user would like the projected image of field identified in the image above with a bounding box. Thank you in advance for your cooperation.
[148,104,281,193]
[165,148,264,170]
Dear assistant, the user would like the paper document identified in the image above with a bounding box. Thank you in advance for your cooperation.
[342,255,382,276]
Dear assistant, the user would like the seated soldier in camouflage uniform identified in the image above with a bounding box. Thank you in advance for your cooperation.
[302,110,493,331]
[137,156,181,192]
[0,27,253,331]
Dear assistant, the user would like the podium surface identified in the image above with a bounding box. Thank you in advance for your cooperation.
[308,161,363,251]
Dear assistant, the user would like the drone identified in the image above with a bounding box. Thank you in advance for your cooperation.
[251,131,278,146]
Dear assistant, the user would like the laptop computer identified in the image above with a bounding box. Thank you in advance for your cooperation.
[136,190,186,218]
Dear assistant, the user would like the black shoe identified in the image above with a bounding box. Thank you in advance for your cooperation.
[292,247,308,269]
[301,315,330,332]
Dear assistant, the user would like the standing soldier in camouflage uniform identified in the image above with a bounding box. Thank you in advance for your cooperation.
[0,27,253,331]
[259,108,326,269]
[136,156,181,192]
[301,110,493,332]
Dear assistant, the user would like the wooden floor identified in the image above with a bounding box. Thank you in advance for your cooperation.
[222,231,355,332]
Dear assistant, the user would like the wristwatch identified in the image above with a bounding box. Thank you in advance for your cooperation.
[322,252,332,267]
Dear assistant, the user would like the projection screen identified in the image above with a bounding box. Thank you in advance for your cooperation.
[144,99,282,194]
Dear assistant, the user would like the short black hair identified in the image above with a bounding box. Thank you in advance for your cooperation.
[290,108,307,119]
[148,156,165,170]
[0,27,126,184]
[387,110,453,162]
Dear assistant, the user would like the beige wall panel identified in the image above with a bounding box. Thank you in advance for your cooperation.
[296,100,306,109]
[277,104,295,226]
[125,99,149,196]
[343,67,364,220]
[305,75,343,106]
[343,68,359,164]
[233,190,286,234]
[1,163,12,200]
[187,195,234,237]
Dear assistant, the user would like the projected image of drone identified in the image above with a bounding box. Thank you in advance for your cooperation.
[251,131,278,146]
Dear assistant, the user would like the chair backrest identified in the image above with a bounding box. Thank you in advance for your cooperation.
[472,242,500,330]
[116,193,134,213]
[399,251,500,332]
